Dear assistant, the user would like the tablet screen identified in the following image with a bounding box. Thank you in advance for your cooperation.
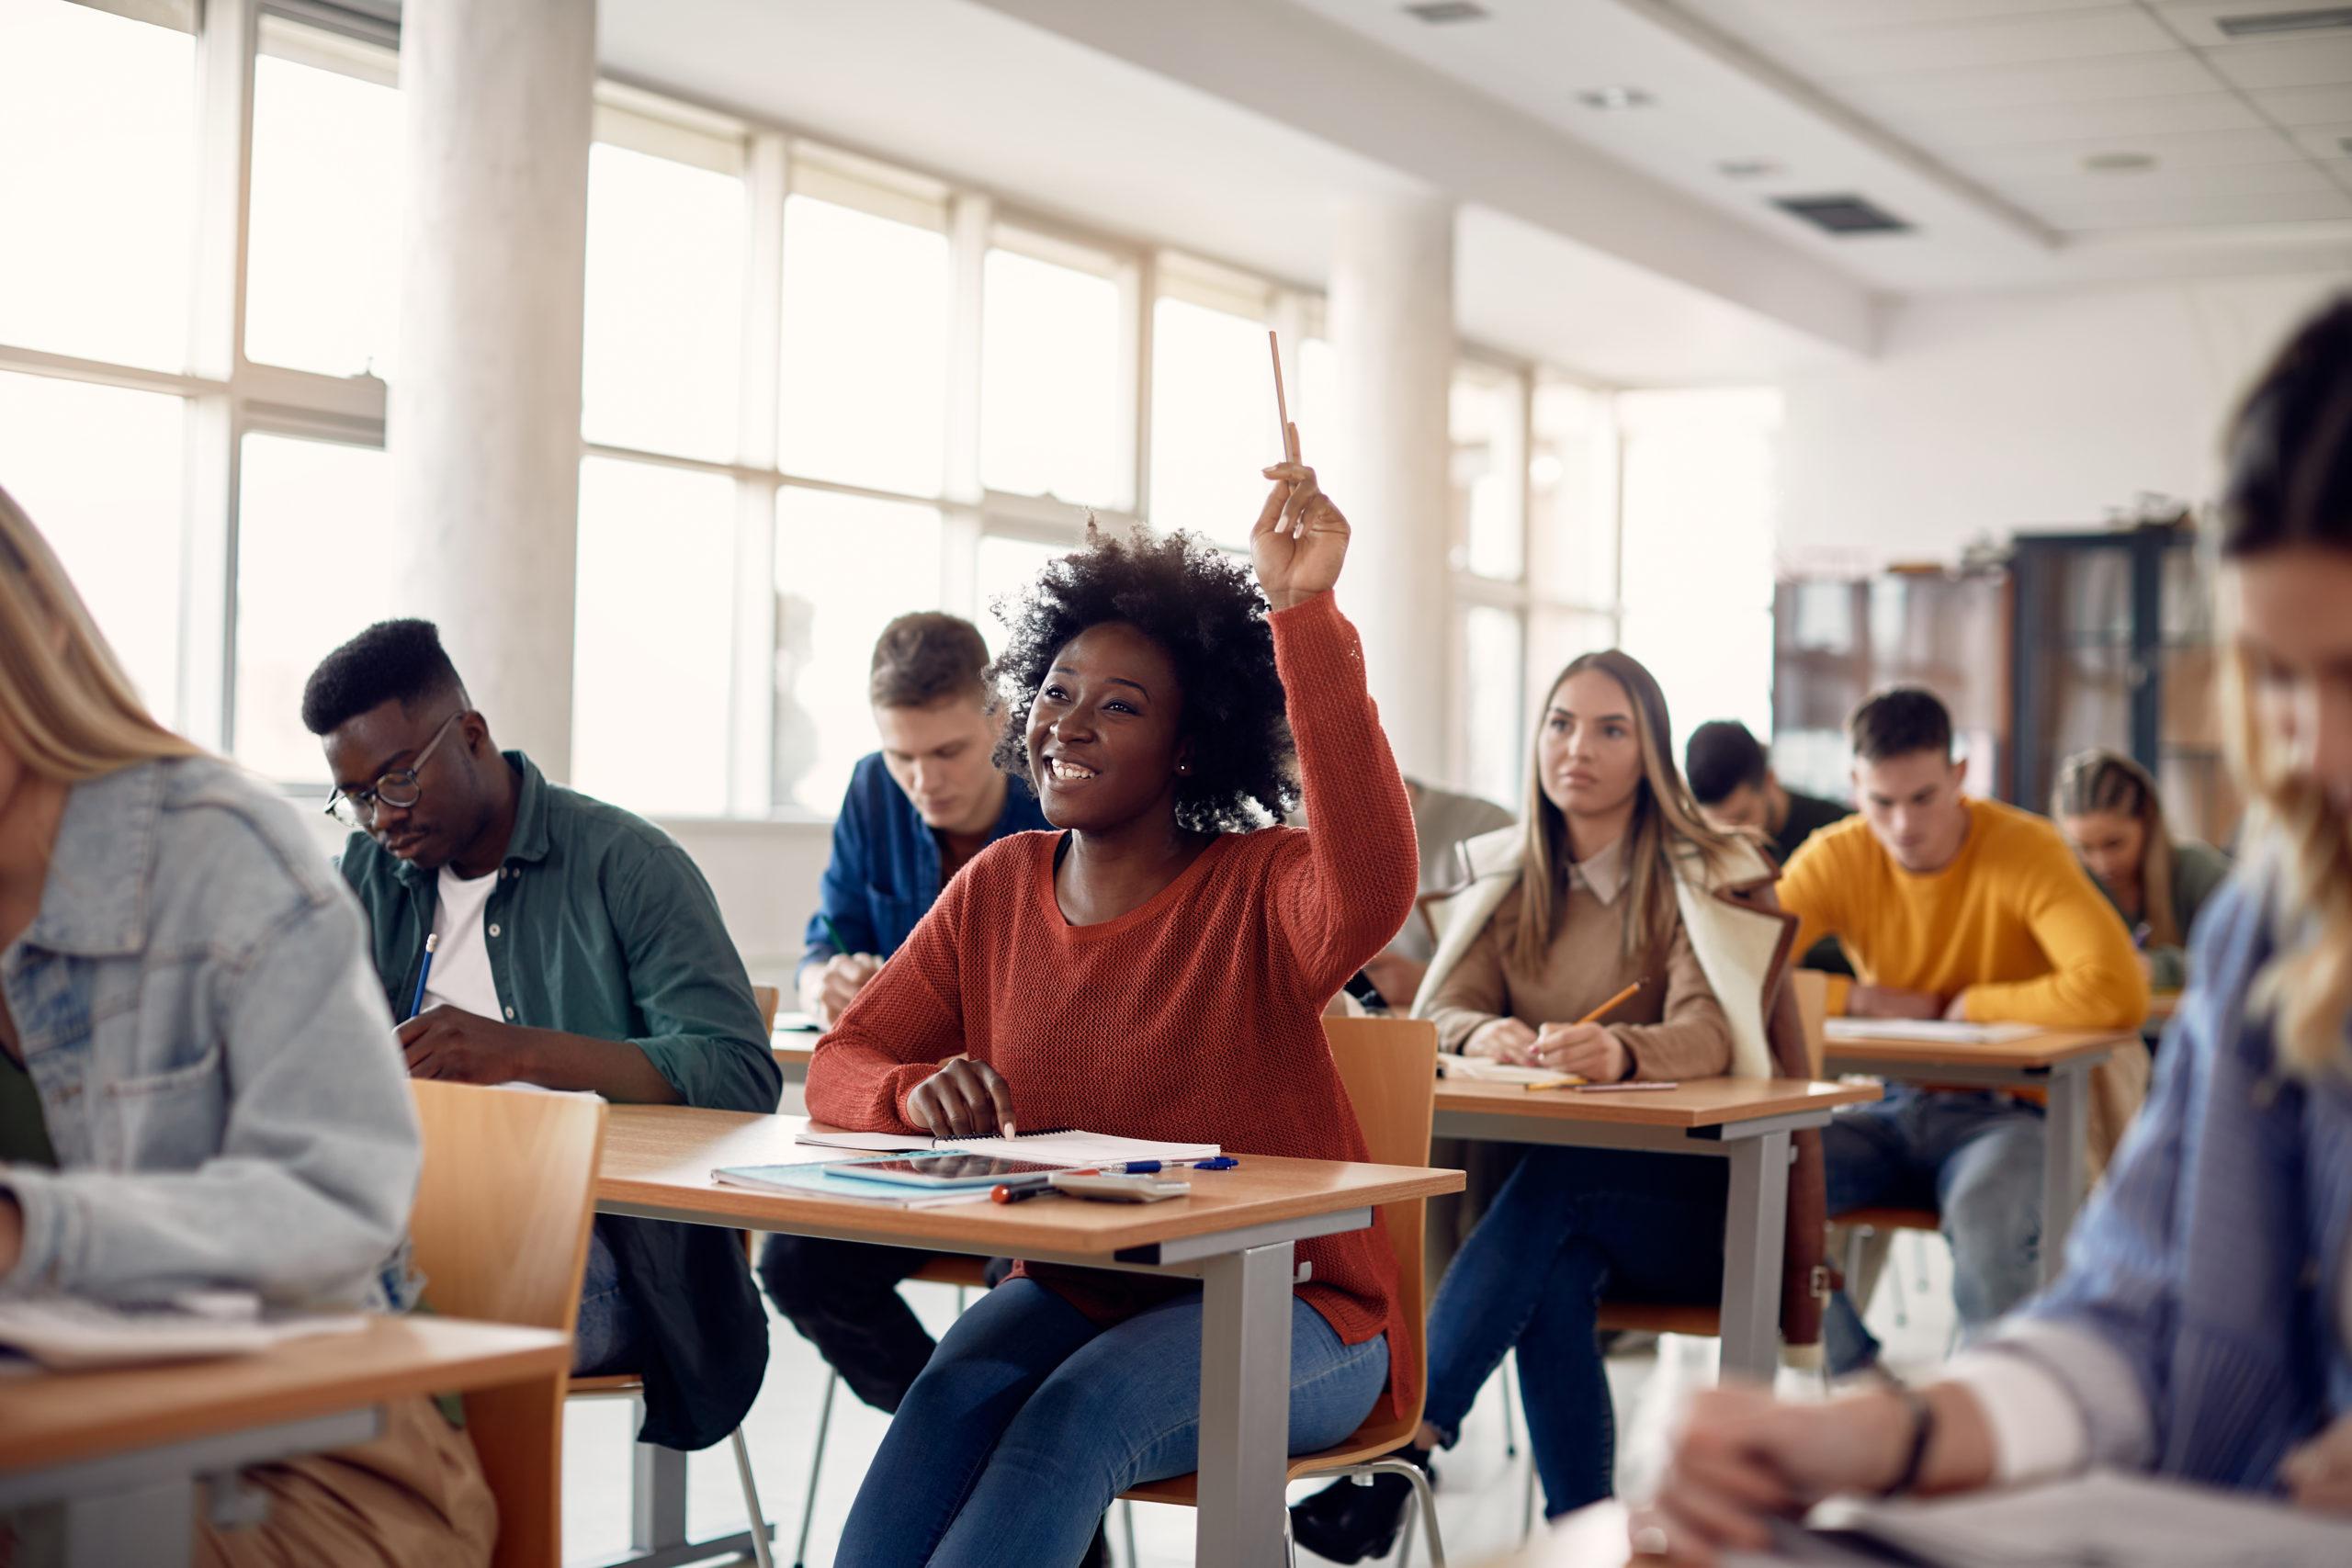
[841,1155,1067,1187]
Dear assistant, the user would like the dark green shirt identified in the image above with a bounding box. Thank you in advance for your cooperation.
[336,750,779,1114]
[0,1050,57,1168]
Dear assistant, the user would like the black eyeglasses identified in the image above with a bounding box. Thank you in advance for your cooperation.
[325,711,464,828]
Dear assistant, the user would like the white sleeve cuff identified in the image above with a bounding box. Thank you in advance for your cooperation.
[1942,1348,2092,1486]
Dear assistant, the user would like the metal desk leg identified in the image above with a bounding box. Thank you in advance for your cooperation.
[2040,1062,2091,1287]
[62,1478,195,1568]
[1194,1240,1295,1568]
[1718,1130,1790,1383]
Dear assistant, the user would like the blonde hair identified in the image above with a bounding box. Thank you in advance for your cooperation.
[2052,749,2181,948]
[2214,295,2352,1077]
[0,482,202,781]
[1512,649,1748,973]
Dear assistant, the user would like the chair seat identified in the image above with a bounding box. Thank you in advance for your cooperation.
[910,1256,996,1289]
[1836,1205,1941,1234]
[1118,1413,1420,1505]
[1596,1301,1722,1337]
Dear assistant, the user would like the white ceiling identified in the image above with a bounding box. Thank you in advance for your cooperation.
[1292,0,2352,291]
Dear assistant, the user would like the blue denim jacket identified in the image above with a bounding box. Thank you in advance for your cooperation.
[1996,867,2352,1490]
[0,758,416,1309]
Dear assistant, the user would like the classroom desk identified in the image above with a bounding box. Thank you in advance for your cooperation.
[594,1104,1462,1568]
[1821,1028,2131,1285]
[772,1040,815,1086]
[1430,1078,1878,1382]
[0,1315,570,1568]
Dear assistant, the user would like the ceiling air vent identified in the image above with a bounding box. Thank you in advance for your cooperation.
[1772,194,1913,236]
[1403,2,1490,23]
[2216,7,2352,37]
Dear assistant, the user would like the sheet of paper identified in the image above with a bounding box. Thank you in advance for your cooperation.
[942,1131,1220,1167]
[794,1126,937,1153]
[1436,1052,1582,1089]
[1816,1469,2352,1567]
[1822,1019,2041,1046]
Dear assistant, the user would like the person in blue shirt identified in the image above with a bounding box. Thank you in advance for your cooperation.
[763,612,1048,1415]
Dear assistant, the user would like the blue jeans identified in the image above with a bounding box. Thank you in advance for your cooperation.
[1422,1145,1725,1518]
[573,1221,645,1376]
[835,1278,1389,1567]
[1822,1087,2044,1375]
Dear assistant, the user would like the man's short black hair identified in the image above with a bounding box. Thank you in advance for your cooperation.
[300,618,467,736]
[1849,686,1952,763]
[1684,720,1770,806]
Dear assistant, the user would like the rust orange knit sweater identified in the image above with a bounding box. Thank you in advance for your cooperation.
[806,589,1422,1417]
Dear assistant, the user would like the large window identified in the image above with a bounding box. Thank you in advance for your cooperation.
[244,19,402,378]
[1148,267,1280,549]
[0,0,197,370]
[0,370,187,717]
[232,434,395,781]
[980,236,1128,509]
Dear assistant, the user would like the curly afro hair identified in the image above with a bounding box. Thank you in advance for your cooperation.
[988,524,1295,833]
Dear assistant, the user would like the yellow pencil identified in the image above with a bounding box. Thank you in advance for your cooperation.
[1577,979,1644,1027]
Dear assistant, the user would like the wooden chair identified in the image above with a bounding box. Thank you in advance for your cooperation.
[752,984,782,1035]
[1120,1015,1448,1567]
[408,1079,607,1568]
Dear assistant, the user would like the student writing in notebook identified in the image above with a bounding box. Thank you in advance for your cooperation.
[1290,650,1818,1559]
[805,456,1419,1566]
[1633,291,2352,1564]
[1777,686,2148,1379]
[303,621,780,1454]
[763,612,1047,1421]
[0,488,492,1567]
[2052,747,2231,996]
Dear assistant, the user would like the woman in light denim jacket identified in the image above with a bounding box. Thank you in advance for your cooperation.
[1632,296,2352,1562]
[0,484,493,1567]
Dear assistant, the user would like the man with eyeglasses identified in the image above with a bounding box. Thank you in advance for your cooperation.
[302,617,780,1456]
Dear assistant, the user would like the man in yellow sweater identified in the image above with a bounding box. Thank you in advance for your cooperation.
[1778,688,2145,1378]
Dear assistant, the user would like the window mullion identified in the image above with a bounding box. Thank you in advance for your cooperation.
[729,130,788,815]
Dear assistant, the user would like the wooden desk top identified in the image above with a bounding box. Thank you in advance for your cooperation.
[1435,1077,1877,1129]
[597,1104,1463,1255]
[1822,1027,2133,1071]
[0,1315,569,1475]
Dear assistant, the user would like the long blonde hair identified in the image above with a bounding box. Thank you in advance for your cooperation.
[0,482,202,781]
[2215,296,2352,1077]
[1512,649,1748,972]
[2052,749,2181,948]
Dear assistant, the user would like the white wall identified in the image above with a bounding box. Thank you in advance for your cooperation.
[1776,269,2352,573]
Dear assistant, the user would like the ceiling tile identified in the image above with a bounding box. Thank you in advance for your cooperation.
[1875,90,2266,146]
[2290,120,2352,158]
[1787,6,2177,76]
[1950,125,2306,179]
[1836,51,2217,114]
[2154,0,2352,47]
[2042,183,2352,227]
[2203,36,2352,89]
[2252,83,2352,123]
[1691,0,2121,30]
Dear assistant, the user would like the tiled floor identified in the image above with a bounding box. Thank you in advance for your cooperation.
[560,1221,1962,1568]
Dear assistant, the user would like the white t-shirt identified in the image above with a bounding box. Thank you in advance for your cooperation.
[421,865,503,1020]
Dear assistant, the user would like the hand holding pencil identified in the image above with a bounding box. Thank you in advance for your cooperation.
[1532,979,1644,1082]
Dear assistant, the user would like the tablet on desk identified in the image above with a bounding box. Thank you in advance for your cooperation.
[830,1153,1068,1190]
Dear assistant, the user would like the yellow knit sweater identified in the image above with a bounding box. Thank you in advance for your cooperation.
[1780,797,2148,1030]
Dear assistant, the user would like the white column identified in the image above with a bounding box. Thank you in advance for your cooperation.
[390,0,594,776]
[1327,194,1454,784]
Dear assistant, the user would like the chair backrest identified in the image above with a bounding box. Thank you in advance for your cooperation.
[409,1081,605,1568]
[1789,968,1830,1079]
[752,984,782,1034]
[1321,1015,1440,1429]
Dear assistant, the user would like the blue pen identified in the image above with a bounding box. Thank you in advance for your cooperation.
[408,932,439,1021]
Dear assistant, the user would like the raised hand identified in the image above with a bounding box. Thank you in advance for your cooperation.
[1251,459,1351,612]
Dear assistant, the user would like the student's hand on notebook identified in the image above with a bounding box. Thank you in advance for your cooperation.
[1534,1021,1630,1083]
[1634,1385,1911,1562]
[907,1055,1017,1140]
[1252,459,1351,612]
[1847,985,1945,1021]
[806,953,883,1027]
[1464,1017,1540,1066]
[2286,1415,2352,1513]
[397,1005,530,1084]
